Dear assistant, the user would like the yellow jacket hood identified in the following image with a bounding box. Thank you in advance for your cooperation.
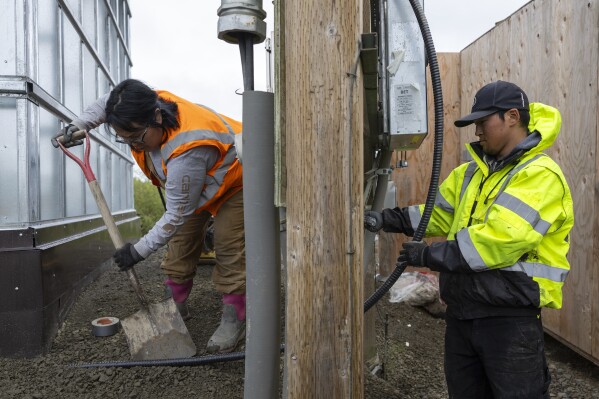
[528,102,562,153]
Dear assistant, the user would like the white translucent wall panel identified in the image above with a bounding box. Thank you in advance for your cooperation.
[111,156,133,211]
[0,98,19,224]
[119,43,128,84]
[39,109,64,220]
[123,3,129,44]
[64,0,81,18]
[81,0,97,44]
[110,152,120,210]
[108,21,119,82]
[118,1,126,33]
[83,50,98,107]
[126,162,133,209]
[23,100,41,222]
[0,1,17,75]
[99,65,112,100]
[97,2,108,67]
[98,145,112,205]
[37,1,60,99]
[62,21,83,115]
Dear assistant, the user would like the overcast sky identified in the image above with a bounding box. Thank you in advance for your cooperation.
[128,0,531,120]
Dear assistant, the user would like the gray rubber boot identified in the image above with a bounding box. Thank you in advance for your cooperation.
[164,285,192,321]
[206,304,245,353]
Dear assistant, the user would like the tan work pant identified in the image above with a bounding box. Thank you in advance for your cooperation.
[160,190,246,294]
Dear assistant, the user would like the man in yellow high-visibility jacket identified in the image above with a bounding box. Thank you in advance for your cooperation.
[366,81,574,398]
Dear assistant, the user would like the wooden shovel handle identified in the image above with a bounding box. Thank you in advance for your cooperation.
[55,131,149,308]
[88,181,149,307]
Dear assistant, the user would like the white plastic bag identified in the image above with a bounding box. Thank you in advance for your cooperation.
[389,272,439,306]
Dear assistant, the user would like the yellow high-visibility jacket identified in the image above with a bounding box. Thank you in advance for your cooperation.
[391,103,574,319]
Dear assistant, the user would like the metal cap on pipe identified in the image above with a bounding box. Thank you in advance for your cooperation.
[217,0,267,44]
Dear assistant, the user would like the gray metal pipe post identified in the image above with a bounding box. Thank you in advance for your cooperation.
[242,91,281,399]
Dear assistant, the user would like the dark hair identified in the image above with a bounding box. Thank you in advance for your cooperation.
[105,79,179,132]
[497,109,530,130]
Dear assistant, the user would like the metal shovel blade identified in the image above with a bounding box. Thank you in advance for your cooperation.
[120,298,197,360]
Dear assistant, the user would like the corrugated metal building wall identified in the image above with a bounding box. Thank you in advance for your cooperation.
[0,0,140,357]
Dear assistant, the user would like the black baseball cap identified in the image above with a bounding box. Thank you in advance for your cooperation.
[454,80,529,127]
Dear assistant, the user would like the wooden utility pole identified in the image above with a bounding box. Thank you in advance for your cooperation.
[283,1,365,397]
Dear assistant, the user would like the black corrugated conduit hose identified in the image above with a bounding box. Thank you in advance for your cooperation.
[364,0,444,312]
[74,346,286,369]
[71,0,443,369]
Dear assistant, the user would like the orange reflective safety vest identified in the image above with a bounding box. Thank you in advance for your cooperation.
[132,91,243,215]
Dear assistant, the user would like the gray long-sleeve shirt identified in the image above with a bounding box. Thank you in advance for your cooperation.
[72,93,109,131]
[133,146,219,258]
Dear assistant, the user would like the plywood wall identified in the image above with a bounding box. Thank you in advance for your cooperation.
[381,0,599,364]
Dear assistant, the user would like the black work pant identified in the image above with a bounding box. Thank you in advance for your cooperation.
[444,315,551,399]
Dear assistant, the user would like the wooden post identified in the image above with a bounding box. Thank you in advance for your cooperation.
[283,0,365,397]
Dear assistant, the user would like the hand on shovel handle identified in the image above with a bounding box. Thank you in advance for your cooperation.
[113,243,144,272]
[51,125,87,148]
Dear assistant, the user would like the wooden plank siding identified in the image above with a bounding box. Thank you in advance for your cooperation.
[380,0,599,364]
[283,0,366,396]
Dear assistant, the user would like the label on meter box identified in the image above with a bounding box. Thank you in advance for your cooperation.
[394,84,418,119]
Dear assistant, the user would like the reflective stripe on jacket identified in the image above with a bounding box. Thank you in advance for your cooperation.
[410,103,574,317]
[133,91,243,215]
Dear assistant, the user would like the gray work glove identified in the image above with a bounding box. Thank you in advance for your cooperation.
[364,211,384,232]
[52,124,84,148]
[113,243,144,272]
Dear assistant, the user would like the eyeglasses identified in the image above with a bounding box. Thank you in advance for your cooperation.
[115,125,149,146]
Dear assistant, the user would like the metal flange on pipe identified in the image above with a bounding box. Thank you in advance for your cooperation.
[218,0,266,91]
[217,0,267,44]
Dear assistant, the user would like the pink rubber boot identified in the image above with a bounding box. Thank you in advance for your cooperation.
[164,278,193,320]
[206,293,246,353]
[223,293,246,321]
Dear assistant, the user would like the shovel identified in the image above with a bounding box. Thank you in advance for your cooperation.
[52,130,197,360]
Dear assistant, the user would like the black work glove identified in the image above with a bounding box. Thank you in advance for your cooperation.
[113,243,144,272]
[397,240,429,268]
[364,211,384,232]
[52,124,84,148]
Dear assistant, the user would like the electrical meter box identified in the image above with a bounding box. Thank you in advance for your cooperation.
[382,0,427,150]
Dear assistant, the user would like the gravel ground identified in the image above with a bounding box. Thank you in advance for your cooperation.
[1,248,598,398]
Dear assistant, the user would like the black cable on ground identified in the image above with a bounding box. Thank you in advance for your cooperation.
[72,346,285,369]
